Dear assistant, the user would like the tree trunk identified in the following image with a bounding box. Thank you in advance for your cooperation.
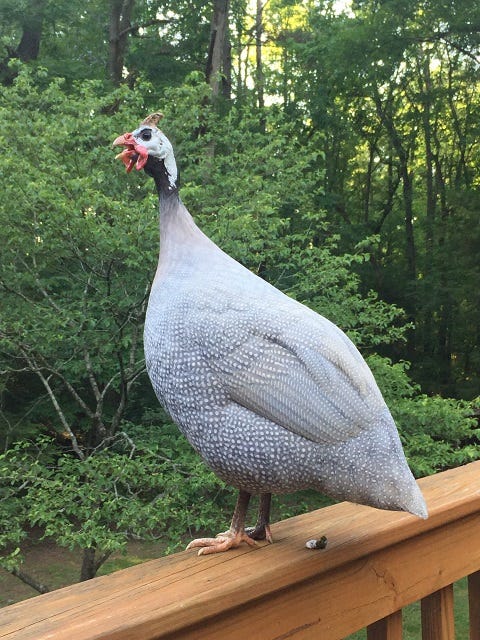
[401,165,416,284]
[17,0,46,62]
[0,0,46,84]
[373,145,401,234]
[374,92,416,283]
[80,547,97,581]
[364,139,376,224]
[420,52,436,261]
[80,547,112,581]
[446,52,471,189]
[206,0,231,100]
[435,174,453,390]
[256,0,264,110]
[235,16,245,103]
[108,0,135,85]
[417,50,436,362]
[222,24,232,101]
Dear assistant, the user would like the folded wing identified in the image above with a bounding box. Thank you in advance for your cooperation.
[204,305,386,445]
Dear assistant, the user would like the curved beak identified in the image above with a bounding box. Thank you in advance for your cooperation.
[112,132,133,148]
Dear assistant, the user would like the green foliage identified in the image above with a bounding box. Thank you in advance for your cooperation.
[368,355,480,476]
[0,69,157,447]
[0,428,230,574]
[288,0,480,397]
[1,0,478,399]
[127,0,212,89]
[0,62,478,591]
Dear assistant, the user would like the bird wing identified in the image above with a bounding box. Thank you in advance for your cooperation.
[201,303,386,445]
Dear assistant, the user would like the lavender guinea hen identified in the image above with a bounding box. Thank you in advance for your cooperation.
[113,113,428,555]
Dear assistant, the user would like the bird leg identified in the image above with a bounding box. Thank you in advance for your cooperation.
[186,489,258,556]
[245,492,273,543]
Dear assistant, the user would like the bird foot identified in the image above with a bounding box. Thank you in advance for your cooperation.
[245,523,273,543]
[186,530,257,556]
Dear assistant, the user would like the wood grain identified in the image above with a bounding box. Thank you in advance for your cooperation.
[421,585,455,640]
[367,610,402,640]
[469,571,480,640]
[1,461,480,640]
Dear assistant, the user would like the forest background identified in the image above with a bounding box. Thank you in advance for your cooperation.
[0,0,479,595]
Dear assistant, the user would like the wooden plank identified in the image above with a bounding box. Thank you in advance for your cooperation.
[421,585,455,640]
[469,571,480,640]
[160,513,479,640]
[367,610,402,640]
[0,462,480,640]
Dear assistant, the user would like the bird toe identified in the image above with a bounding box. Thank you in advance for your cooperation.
[187,531,257,555]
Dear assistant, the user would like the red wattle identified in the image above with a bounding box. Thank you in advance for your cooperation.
[116,148,137,173]
[113,133,148,173]
[134,144,148,170]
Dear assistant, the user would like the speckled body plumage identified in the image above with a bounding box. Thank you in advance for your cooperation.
[113,118,427,551]
[144,186,427,517]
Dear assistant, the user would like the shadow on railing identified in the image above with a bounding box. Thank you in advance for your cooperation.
[1,461,480,640]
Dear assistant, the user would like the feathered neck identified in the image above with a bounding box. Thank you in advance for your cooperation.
[144,153,214,262]
[144,155,179,201]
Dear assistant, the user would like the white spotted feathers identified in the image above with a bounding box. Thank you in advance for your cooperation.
[142,130,428,521]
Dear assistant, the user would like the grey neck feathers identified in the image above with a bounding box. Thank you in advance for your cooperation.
[143,154,215,257]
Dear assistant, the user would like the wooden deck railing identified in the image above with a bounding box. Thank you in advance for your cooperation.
[1,461,480,640]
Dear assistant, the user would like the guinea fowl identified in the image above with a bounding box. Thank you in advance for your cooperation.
[113,113,428,555]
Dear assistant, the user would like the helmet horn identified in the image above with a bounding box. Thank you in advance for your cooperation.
[141,112,164,127]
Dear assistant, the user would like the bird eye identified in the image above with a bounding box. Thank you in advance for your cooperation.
[140,129,152,141]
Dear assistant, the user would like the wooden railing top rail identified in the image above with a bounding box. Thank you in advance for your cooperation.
[1,461,480,640]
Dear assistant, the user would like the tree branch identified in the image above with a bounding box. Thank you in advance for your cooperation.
[408,27,480,63]
[9,566,50,594]
[0,279,37,306]
[129,284,150,369]
[18,347,85,461]
[28,255,66,319]
[47,368,95,420]
[94,550,113,574]
[116,17,172,41]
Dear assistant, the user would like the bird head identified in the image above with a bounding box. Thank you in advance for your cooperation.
[112,112,178,190]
